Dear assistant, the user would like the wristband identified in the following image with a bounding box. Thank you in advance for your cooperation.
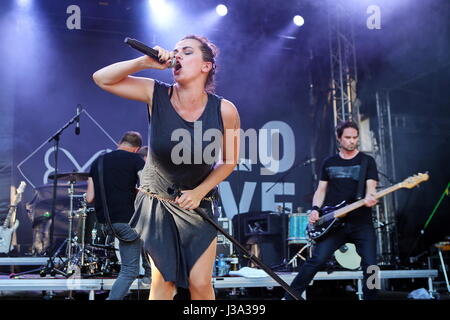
[311,205,322,213]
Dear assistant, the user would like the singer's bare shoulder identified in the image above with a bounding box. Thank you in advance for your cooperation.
[220,99,240,130]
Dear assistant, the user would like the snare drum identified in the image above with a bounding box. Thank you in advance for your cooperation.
[288,213,308,244]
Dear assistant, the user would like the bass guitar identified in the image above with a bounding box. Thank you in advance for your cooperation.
[306,173,429,241]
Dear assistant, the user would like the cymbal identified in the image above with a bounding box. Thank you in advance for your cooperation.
[48,172,89,182]
[435,241,450,251]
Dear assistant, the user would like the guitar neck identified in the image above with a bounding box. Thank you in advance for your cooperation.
[3,205,16,228]
[332,183,402,219]
[2,182,26,228]
[3,195,22,228]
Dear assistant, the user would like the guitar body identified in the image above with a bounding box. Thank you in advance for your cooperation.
[306,202,346,241]
[334,243,361,270]
[0,181,26,254]
[0,220,20,253]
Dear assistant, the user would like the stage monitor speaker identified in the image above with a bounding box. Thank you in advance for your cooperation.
[232,212,286,268]
[244,212,283,236]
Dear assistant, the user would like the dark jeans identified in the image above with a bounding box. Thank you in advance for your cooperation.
[107,223,147,300]
[284,222,378,300]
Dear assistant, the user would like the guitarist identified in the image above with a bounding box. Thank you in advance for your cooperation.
[284,121,379,300]
[87,131,149,299]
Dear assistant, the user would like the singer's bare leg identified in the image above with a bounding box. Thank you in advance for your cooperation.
[188,238,217,300]
[148,255,176,300]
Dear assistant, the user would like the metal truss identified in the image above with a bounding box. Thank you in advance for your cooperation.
[327,2,399,266]
[375,90,399,265]
[328,1,358,127]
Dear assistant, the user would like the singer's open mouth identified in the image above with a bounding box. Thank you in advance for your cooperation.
[174,62,182,71]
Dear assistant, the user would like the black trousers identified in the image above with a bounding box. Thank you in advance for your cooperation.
[285,221,378,300]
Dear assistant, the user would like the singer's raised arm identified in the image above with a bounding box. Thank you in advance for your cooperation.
[92,54,170,104]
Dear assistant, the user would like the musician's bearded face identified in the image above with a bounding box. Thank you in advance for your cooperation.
[338,128,359,152]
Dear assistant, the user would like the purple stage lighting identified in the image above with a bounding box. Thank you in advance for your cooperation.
[148,0,175,28]
[293,15,304,27]
[17,0,32,9]
[216,4,228,17]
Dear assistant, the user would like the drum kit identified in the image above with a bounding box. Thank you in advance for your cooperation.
[14,172,120,278]
[53,172,120,277]
[286,209,312,268]
[286,208,361,270]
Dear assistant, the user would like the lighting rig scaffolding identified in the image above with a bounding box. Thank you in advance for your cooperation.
[327,1,399,266]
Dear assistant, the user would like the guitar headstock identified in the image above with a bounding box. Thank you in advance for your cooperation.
[17,181,26,194]
[400,173,429,189]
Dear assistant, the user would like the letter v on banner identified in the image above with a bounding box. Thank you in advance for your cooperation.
[219,181,256,217]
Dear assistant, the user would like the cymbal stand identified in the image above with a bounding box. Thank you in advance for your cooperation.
[66,195,88,301]
[80,194,88,266]
[66,179,77,260]
[265,158,316,268]
[288,240,313,269]
[66,194,93,277]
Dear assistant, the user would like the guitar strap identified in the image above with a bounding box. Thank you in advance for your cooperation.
[97,154,139,243]
[355,154,369,201]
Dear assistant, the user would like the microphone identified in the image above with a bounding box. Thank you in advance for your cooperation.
[75,105,81,135]
[124,37,176,68]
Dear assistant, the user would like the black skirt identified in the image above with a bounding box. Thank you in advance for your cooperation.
[131,191,218,289]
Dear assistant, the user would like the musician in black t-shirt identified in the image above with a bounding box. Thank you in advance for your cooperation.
[284,121,379,300]
[320,151,378,225]
[87,131,146,300]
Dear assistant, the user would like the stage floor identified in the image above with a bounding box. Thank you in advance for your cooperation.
[0,257,439,300]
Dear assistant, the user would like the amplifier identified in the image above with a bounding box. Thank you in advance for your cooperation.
[232,212,286,266]
[243,212,283,236]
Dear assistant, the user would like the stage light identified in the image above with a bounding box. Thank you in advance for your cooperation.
[149,0,171,16]
[293,15,304,27]
[17,0,32,9]
[148,0,175,28]
[216,4,228,17]
[149,0,166,12]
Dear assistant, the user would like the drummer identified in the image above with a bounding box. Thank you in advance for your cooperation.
[86,131,149,299]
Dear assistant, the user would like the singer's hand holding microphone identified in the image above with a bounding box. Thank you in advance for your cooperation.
[152,46,175,70]
[124,38,176,70]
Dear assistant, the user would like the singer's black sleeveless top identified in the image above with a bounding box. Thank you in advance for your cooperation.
[130,80,223,289]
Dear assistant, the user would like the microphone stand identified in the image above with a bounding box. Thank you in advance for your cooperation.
[195,206,301,300]
[11,111,81,279]
[405,181,450,265]
[264,158,315,269]
[168,185,301,300]
[265,158,316,194]
[47,110,80,252]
